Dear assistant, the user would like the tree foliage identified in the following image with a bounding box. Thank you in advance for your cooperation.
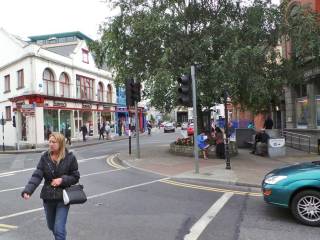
[90,0,320,113]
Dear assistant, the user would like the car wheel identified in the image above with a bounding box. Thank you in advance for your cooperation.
[291,190,320,226]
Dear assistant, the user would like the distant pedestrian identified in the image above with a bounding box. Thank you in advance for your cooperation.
[118,119,122,136]
[147,121,152,135]
[65,126,71,145]
[215,127,225,159]
[80,124,88,142]
[99,122,105,140]
[105,121,111,140]
[264,115,273,129]
[21,133,80,240]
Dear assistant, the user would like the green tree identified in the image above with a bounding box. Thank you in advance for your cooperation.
[91,0,282,113]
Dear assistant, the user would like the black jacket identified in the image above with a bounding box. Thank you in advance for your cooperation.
[22,150,80,200]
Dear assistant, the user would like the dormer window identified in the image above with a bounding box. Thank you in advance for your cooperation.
[82,49,89,63]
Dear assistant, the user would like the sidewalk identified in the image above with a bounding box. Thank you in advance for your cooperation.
[0,134,130,154]
[118,145,320,188]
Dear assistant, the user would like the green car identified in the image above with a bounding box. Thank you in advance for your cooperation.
[262,161,320,226]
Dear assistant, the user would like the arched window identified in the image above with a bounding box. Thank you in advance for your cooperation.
[59,72,70,97]
[43,68,55,96]
[97,82,104,102]
[107,84,112,102]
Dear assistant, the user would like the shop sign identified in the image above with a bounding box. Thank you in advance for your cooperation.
[53,101,67,107]
[103,104,110,109]
[21,104,35,110]
[82,103,92,109]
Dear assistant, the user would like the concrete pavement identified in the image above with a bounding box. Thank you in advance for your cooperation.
[117,144,320,188]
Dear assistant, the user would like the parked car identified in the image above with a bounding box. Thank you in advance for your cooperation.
[181,122,188,130]
[262,161,320,226]
[164,122,175,133]
[187,123,194,136]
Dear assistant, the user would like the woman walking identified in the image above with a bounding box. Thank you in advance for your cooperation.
[22,132,80,240]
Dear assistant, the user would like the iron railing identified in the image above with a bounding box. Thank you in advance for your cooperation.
[280,131,311,153]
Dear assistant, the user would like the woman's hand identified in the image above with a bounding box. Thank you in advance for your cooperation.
[51,178,63,187]
[23,193,30,200]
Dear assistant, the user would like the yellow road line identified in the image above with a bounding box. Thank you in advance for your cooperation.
[106,156,126,170]
[160,179,262,197]
[0,224,18,232]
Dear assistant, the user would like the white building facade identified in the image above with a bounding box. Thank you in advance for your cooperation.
[0,29,116,149]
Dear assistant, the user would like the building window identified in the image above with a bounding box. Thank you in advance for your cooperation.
[296,97,308,128]
[76,75,94,100]
[5,106,11,120]
[107,84,113,102]
[17,69,24,88]
[82,49,89,63]
[97,82,104,102]
[59,72,70,98]
[43,68,55,96]
[4,75,10,92]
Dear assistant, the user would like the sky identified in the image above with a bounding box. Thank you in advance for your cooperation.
[0,0,114,40]
[0,0,280,41]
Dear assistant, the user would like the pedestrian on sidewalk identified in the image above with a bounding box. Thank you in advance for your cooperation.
[105,121,111,140]
[215,127,225,159]
[264,115,273,129]
[197,130,209,159]
[147,121,152,135]
[65,126,71,145]
[99,122,105,140]
[21,132,80,240]
[80,124,88,142]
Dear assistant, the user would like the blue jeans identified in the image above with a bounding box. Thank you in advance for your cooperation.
[43,200,70,240]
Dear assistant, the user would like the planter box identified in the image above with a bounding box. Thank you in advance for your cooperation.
[169,141,238,157]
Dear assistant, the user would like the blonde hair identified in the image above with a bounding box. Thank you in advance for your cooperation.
[49,132,66,163]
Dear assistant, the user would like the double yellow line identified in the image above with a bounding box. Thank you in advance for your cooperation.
[106,155,127,170]
[160,179,262,197]
[0,223,18,233]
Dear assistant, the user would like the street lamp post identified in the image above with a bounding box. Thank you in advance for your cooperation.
[224,90,231,170]
[1,113,5,152]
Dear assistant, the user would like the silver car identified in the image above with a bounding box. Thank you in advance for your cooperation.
[164,122,175,133]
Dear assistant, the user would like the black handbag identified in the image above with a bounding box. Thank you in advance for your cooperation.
[63,184,87,205]
[46,157,87,205]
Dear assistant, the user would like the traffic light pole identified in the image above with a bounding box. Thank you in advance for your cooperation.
[191,65,199,174]
[135,101,140,159]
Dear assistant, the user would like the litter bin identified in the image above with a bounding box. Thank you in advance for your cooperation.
[268,138,286,157]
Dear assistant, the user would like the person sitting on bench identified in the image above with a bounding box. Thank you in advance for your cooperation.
[251,129,270,155]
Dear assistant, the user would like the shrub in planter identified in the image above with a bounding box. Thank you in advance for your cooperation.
[175,137,193,146]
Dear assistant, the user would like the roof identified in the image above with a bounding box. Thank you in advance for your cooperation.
[28,31,93,42]
[45,44,77,57]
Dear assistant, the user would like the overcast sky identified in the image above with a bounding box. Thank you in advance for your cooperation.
[0,0,280,41]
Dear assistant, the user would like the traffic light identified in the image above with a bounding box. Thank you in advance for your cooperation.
[125,79,141,107]
[177,74,192,106]
[12,115,16,127]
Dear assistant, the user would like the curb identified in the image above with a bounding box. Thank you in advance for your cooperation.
[0,136,134,154]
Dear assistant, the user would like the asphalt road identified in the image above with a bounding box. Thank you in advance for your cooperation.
[0,129,319,240]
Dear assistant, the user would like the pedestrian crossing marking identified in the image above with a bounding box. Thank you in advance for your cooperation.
[0,223,18,233]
